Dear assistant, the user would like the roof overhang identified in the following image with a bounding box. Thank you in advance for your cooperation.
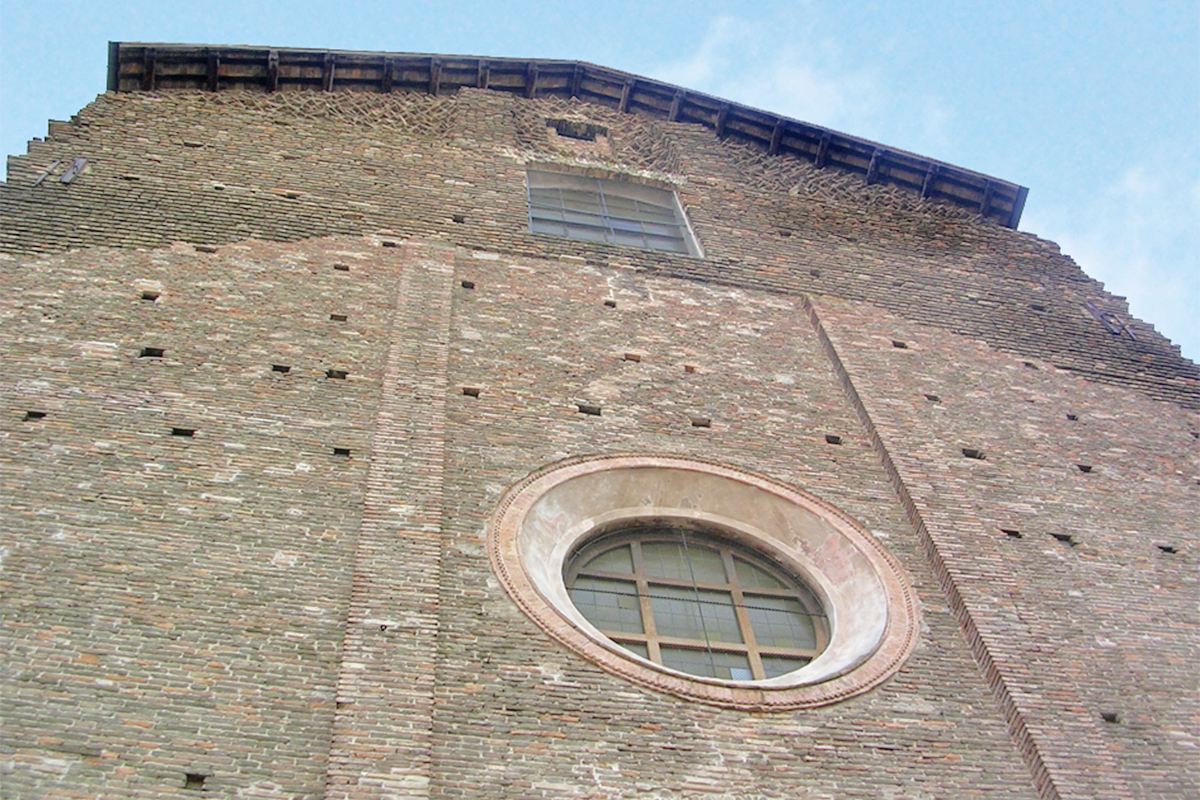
[107,42,1028,228]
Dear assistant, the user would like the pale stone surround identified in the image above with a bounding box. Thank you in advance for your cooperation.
[489,453,920,710]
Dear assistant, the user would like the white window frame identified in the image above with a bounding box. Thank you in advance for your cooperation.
[527,170,702,257]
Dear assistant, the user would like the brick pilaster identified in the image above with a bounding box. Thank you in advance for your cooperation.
[324,242,455,800]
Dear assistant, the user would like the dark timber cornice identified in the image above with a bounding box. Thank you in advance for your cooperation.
[107,42,1029,228]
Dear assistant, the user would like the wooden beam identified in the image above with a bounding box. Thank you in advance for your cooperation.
[206,51,220,92]
[920,165,938,199]
[107,42,121,92]
[429,58,442,96]
[1007,186,1029,229]
[618,79,634,113]
[476,60,490,89]
[715,103,729,138]
[865,148,883,185]
[323,54,335,92]
[266,50,280,92]
[668,90,684,122]
[768,119,784,155]
[571,65,583,98]
[382,58,394,93]
[815,132,831,167]
[525,62,539,98]
[979,180,993,216]
[142,48,156,91]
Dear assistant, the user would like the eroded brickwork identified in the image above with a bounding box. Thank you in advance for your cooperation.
[434,251,1036,799]
[3,89,1194,406]
[3,72,1197,800]
[2,237,406,796]
[809,297,1198,799]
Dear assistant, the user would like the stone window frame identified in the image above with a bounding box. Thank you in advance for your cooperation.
[526,168,703,257]
[488,454,920,711]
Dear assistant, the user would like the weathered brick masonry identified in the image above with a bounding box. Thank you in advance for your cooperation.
[2,46,1196,799]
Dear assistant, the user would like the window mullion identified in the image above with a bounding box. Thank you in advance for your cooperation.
[679,528,723,679]
[654,636,749,653]
[630,541,662,664]
[724,549,765,680]
[595,179,617,245]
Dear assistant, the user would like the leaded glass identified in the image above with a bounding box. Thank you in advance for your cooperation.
[649,586,742,643]
[586,544,634,575]
[761,655,812,679]
[735,558,788,590]
[746,595,817,649]
[570,576,643,634]
[565,529,826,681]
[641,541,726,583]
[660,647,753,681]
[527,171,700,256]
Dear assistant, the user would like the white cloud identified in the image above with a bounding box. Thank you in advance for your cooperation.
[650,16,1198,363]
[917,96,952,153]
[648,16,883,137]
[646,16,956,163]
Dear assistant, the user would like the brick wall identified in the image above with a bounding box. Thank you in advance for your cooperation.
[4,89,1194,408]
[2,78,1196,798]
[2,237,405,796]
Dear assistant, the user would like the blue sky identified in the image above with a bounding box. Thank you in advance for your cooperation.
[3,1,1196,361]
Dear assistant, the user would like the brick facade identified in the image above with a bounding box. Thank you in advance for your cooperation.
[2,53,1196,799]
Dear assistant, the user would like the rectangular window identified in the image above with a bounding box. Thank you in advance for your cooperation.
[527,170,701,257]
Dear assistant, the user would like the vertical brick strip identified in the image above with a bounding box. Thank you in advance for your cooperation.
[803,296,1133,800]
[324,242,455,800]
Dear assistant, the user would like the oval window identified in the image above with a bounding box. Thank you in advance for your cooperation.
[489,454,919,710]
[566,527,827,681]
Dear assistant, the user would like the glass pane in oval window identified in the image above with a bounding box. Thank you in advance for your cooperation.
[619,641,649,659]
[734,558,787,590]
[563,526,831,684]
[641,541,726,583]
[660,647,753,681]
[585,544,634,574]
[745,595,817,649]
[760,655,811,679]
[570,577,643,634]
[649,586,742,643]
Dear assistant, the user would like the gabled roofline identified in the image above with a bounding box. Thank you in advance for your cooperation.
[107,42,1029,228]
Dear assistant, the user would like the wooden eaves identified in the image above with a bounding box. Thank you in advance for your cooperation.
[108,42,1029,228]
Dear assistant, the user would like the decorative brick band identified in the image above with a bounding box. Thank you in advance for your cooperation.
[323,243,456,800]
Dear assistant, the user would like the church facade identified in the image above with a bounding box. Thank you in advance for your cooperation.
[1,44,1196,799]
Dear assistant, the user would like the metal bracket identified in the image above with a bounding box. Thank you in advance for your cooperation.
[382,59,394,93]
[865,149,883,185]
[524,62,538,98]
[60,158,87,184]
[714,104,729,138]
[815,132,831,168]
[618,79,634,114]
